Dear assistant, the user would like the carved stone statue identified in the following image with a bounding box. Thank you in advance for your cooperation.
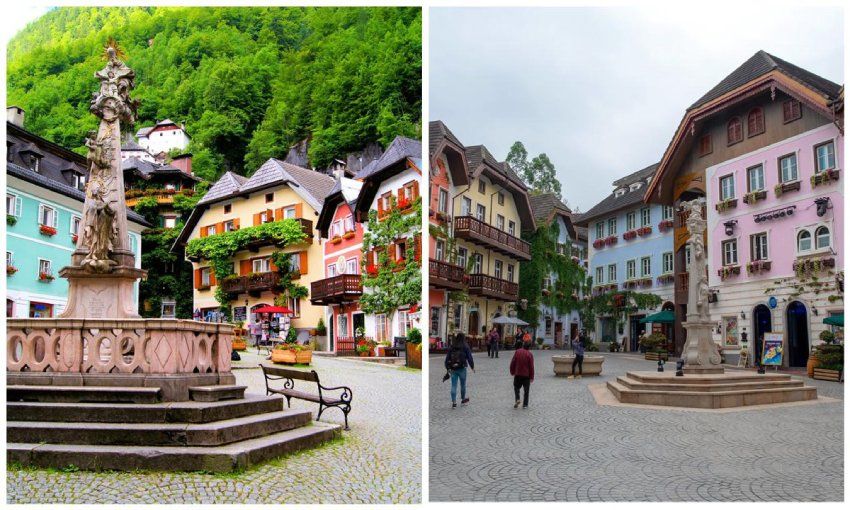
[59,41,147,318]
[681,198,723,372]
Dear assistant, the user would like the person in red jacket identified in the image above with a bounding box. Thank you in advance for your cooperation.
[509,340,535,408]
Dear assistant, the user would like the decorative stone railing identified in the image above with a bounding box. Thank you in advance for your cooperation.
[7,319,233,375]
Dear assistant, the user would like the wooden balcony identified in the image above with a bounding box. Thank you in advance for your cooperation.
[468,273,519,301]
[454,215,531,261]
[220,271,282,297]
[310,274,363,305]
[429,258,467,291]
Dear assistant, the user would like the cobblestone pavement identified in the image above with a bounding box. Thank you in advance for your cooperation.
[429,351,843,502]
[7,355,421,504]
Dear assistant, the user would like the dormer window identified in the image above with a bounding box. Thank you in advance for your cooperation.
[73,173,86,191]
[29,155,41,173]
[629,182,642,192]
[614,188,626,198]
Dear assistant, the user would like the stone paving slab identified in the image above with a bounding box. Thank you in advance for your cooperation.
[7,356,421,504]
[429,351,843,502]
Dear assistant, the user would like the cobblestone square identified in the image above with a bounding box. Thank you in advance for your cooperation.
[429,351,843,502]
[7,354,421,504]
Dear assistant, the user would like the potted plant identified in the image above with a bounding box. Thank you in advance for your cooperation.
[271,342,300,364]
[377,340,391,356]
[71,233,79,244]
[7,265,18,276]
[356,339,373,357]
[39,224,57,236]
[7,214,17,226]
[38,271,54,282]
[316,317,327,337]
[406,328,422,368]
[640,332,668,361]
[812,341,843,382]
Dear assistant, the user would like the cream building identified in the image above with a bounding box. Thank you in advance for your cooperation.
[174,159,334,341]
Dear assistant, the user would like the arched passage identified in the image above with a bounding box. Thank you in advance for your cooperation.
[786,301,809,368]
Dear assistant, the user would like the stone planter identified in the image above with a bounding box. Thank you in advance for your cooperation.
[271,349,297,364]
[406,343,422,369]
[295,349,313,365]
[552,354,604,376]
[232,338,247,351]
[813,368,843,382]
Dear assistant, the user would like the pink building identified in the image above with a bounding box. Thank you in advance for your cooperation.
[707,122,843,367]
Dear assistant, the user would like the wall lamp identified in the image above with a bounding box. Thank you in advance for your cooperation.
[723,220,737,236]
[740,311,746,320]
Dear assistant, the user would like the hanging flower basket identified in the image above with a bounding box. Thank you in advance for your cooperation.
[397,197,412,211]
[7,265,18,275]
[715,198,738,213]
[604,236,618,246]
[39,225,57,236]
[7,215,17,226]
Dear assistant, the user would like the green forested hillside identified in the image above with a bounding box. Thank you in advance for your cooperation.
[7,6,421,180]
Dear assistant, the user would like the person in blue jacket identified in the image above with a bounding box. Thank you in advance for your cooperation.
[445,333,475,407]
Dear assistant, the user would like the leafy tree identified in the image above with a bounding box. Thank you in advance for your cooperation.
[506,141,562,200]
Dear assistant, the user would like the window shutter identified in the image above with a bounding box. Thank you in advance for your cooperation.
[194,268,201,289]
[275,207,284,221]
[299,252,308,275]
[266,209,274,222]
[240,259,251,275]
[253,213,261,226]
[412,180,419,199]
[215,222,224,234]
[377,199,384,216]
[233,218,240,230]
[200,225,208,238]
[294,203,303,218]
[414,234,422,262]
[37,204,44,225]
[210,268,217,286]
[15,197,22,217]
[52,208,58,228]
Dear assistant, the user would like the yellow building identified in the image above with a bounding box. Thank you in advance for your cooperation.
[174,159,334,340]
[439,140,535,346]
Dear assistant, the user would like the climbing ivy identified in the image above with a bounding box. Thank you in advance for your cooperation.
[269,250,309,307]
[360,195,422,318]
[579,290,663,333]
[185,219,307,312]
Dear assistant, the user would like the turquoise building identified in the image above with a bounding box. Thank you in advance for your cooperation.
[6,109,149,318]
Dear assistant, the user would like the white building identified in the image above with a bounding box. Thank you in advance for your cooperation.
[136,119,191,157]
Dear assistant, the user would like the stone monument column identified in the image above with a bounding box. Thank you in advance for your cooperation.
[59,45,147,318]
[680,198,723,374]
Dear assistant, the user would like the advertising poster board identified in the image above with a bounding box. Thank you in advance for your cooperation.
[762,332,784,366]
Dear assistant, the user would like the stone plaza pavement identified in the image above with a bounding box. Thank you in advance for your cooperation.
[429,351,843,502]
[7,353,421,504]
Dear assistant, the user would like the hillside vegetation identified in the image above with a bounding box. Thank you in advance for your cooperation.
[7,7,421,180]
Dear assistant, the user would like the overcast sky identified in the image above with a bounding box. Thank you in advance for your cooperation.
[430,5,844,212]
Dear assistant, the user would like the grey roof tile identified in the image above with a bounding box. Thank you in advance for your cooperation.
[576,163,659,224]
[354,136,422,180]
[429,120,464,155]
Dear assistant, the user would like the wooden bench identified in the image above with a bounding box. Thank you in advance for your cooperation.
[260,365,353,430]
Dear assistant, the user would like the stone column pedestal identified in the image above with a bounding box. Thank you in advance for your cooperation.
[58,266,148,319]
[682,321,724,374]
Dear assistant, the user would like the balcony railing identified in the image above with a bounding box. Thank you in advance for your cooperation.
[468,273,519,301]
[220,271,282,296]
[310,274,363,305]
[429,258,467,291]
[454,215,531,261]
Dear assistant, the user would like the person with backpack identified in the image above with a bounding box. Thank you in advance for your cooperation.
[569,331,585,379]
[487,326,500,358]
[509,340,535,408]
[444,333,474,408]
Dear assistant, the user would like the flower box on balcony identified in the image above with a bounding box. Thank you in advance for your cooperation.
[715,198,737,213]
[7,215,17,226]
[793,256,835,277]
[717,265,741,280]
[330,235,342,245]
[7,265,18,275]
[811,169,840,187]
[774,181,801,197]
[746,260,772,274]
[604,236,618,246]
[38,272,54,282]
[658,219,674,231]
[637,226,652,237]
[623,230,637,241]
[397,197,412,211]
[623,279,639,289]
[592,239,605,249]
[39,225,57,236]
[71,234,79,244]
[365,264,379,277]
[743,190,767,204]
[657,273,674,284]
[639,277,653,286]
[342,231,355,240]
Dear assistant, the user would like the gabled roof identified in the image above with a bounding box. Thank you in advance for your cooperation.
[465,145,527,190]
[121,139,148,152]
[8,161,150,227]
[429,120,464,155]
[355,136,422,180]
[576,163,659,225]
[197,171,247,204]
[136,126,153,137]
[690,50,842,110]
[529,192,576,240]
[122,157,201,182]
[316,177,363,238]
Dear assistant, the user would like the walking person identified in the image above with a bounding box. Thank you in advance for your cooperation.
[445,333,475,408]
[514,328,524,350]
[487,326,500,358]
[568,331,585,379]
[509,339,535,408]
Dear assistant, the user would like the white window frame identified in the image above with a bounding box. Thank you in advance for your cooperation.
[346,257,358,275]
[70,215,82,235]
[496,214,505,231]
[641,256,651,277]
[164,216,177,229]
[626,211,636,231]
[6,193,22,217]
[751,232,769,261]
[224,220,236,232]
[457,247,467,270]
[626,259,636,280]
[747,164,765,192]
[472,253,483,274]
[288,297,301,318]
[662,206,674,221]
[494,259,503,280]
[7,251,13,267]
[720,174,735,200]
[797,229,813,253]
[435,239,445,261]
[608,263,617,282]
[815,141,836,173]
[289,253,301,273]
[206,225,217,236]
[327,263,337,277]
[662,252,673,273]
[476,204,486,222]
[641,207,651,227]
[461,197,472,216]
[507,263,515,282]
[252,257,271,273]
[815,226,831,251]
[38,204,57,227]
[607,217,617,236]
[338,313,349,338]
[38,258,52,276]
[438,188,449,213]
[284,206,297,219]
[779,153,798,183]
[508,220,516,236]
[722,239,738,266]
[595,222,604,239]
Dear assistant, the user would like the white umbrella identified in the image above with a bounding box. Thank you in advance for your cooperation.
[492,316,529,326]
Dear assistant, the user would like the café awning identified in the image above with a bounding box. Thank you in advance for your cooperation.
[639,310,675,324]
[823,314,843,327]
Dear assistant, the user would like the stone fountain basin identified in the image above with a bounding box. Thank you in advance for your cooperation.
[552,354,604,376]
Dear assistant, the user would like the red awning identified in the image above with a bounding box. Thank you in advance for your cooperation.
[252,306,293,315]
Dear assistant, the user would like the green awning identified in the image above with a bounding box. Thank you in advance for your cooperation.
[823,314,843,327]
[640,310,675,324]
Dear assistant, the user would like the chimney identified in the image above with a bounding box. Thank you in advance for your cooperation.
[7,106,24,127]
[171,153,193,175]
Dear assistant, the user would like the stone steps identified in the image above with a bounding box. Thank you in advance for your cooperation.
[615,375,805,392]
[8,385,161,404]
[8,422,341,473]
[188,385,246,402]
[7,395,284,424]
[8,409,313,447]
[607,371,818,409]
